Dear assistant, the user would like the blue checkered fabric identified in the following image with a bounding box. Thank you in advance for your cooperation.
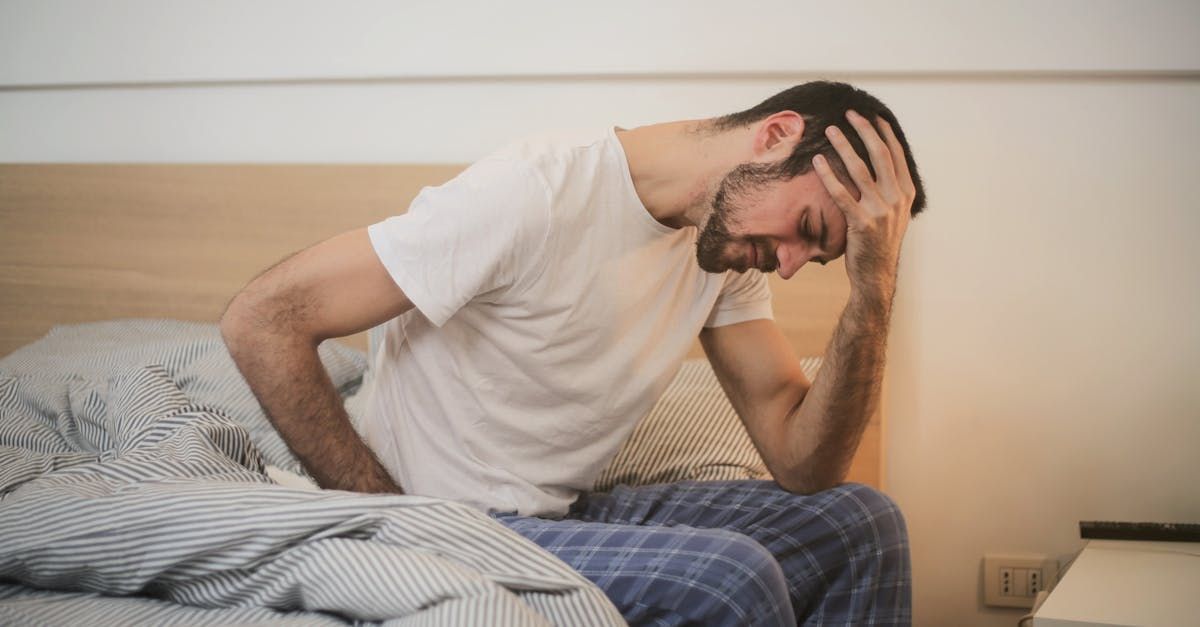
[495,480,911,626]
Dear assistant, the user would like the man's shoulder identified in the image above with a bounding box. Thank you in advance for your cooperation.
[494,126,614,155]
[487,127,617,172]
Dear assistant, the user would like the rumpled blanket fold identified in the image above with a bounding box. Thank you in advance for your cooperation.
[0,320,623,626]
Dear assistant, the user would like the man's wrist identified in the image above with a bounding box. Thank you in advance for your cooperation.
[848,278,896,313]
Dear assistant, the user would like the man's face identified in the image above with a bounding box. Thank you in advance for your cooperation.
[696,164,851,280]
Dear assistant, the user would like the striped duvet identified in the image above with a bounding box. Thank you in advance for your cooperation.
[0,320,623,626]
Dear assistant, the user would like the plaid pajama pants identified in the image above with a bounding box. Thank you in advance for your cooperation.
[494,481,911,626]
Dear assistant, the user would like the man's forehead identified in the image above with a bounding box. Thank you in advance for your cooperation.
[791,170,858,211]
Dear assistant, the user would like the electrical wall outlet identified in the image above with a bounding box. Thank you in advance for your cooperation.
[983,554,1058,608]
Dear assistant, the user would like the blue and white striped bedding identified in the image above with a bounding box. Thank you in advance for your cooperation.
[0,320,623,626]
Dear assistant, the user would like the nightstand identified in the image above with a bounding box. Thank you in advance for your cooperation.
[1033,540,1200,627]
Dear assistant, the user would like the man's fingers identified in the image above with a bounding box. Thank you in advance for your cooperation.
[811,154,859,219]
[823,123,877,201]
[844,110,900,197]
[877,118,917,201]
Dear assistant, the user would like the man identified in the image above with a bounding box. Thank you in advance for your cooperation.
[222,81,927,625]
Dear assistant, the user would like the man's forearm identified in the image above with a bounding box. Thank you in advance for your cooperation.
[780,282,894,493]
[223,326,403,494]
[773,110,915,494]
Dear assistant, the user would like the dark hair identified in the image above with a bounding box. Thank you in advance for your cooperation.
[712,81,927,216]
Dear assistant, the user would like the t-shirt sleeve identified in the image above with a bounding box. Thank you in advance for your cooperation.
[704,268,774,328]
[366,158,550,327]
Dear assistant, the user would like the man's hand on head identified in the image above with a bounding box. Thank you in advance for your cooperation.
[741,110,918,492]
[811,110,917,300]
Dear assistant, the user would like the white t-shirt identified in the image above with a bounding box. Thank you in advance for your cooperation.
[360,127,773,517]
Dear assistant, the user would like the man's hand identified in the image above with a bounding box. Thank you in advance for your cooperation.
[812,110,917,298]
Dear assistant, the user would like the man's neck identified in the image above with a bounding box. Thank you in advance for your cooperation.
[615,120,750,229]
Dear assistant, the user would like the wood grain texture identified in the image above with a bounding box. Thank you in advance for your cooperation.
[0,164,461,353]
[0,164,879,488]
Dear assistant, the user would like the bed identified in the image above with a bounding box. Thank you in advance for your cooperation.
[0,164,882,624]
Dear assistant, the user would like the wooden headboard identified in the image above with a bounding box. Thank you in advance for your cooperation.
[0,164,880,487]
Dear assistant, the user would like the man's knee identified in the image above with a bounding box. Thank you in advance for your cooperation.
[630,528,795,626]
[818,483,910,555]
[712,530,794,624]
[768,483,911,623]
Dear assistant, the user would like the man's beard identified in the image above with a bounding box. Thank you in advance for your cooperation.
[696,162,780,274]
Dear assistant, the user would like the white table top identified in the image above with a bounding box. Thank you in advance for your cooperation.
[1034,540,1200,627]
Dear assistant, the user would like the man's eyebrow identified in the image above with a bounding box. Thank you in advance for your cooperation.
[819,209,829,251]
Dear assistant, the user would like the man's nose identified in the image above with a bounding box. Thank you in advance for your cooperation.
[775,242,809,280]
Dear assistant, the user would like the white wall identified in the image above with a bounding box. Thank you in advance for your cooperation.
[882,79,1200,625]
[3,0,1198,164]
[4,2,1198,626]
[3,0,1196,86]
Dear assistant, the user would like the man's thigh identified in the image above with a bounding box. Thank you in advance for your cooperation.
[571,479,896,531]
[494,513,795,626]
[567,480,911,625]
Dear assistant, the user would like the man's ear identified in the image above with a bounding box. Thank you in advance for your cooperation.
[754,111,805,160]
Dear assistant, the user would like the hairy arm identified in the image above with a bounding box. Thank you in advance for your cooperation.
[703,110,915,493]
[220,227,414,493]
[701,290,891,493]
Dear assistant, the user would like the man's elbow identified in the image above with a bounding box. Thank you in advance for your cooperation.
[219,292,258,356]
[220,288,321,354]
[219,288,285,354]
[774,463,847,495]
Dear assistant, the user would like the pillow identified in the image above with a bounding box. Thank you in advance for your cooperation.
[593,356,821,492]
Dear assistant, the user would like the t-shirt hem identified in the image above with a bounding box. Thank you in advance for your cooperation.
[703,301,775,328]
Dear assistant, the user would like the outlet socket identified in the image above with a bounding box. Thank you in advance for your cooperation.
[983,554,1058,608]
